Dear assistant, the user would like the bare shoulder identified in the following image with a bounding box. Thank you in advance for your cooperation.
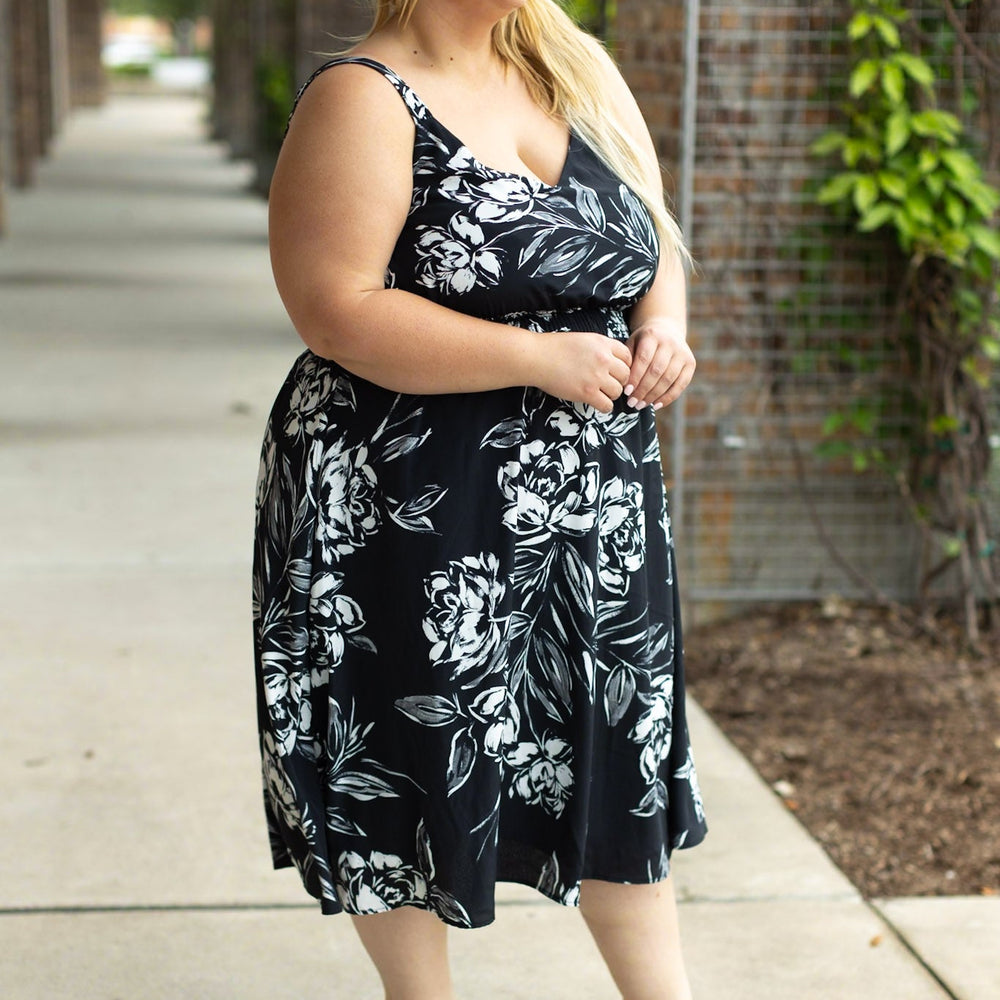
[281,58,415,163]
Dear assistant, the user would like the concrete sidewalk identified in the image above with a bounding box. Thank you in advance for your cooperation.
[0,95,994,1000]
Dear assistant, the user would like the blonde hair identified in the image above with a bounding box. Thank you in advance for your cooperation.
[367,0,688,265]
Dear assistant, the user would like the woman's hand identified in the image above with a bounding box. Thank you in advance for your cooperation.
[624,318,696,410]
[531,331,633,415]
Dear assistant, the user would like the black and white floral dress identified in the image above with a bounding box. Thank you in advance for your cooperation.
[252,56,707,928]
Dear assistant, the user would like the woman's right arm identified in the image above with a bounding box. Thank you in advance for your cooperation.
[267,64,631,413]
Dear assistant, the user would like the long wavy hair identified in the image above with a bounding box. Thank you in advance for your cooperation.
[365,0,688,264]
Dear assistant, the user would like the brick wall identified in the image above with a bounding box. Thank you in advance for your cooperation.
[618,0,917,616]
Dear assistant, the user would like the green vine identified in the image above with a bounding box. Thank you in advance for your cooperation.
[811,0,1000,644]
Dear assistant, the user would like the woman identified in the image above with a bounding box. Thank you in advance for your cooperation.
[254,0,707,996]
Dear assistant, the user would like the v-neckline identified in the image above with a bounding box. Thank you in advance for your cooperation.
[418,106,576,191]
[344,56,575,191]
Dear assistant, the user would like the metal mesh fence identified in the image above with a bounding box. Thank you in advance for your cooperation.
[617,0,999,620]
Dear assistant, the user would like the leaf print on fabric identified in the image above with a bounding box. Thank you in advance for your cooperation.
[673,746,705,824]
[423,552,509,682]
[415,214,504,295]
[537,851,581,907]
[308,437,380,563]
[326,702,409,838]
[498,440,599,538]
[597,479,646,596]
[507,736,575,818]
[387,484,448,533]
[416,820,474,926]
[308,572,373,674]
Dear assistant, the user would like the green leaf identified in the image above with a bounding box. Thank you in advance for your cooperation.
[979,336,1000,362]
[847,11,873,39]
[894,51,935,87]
[943,537,963,558]
[930,414,960,434]
[943,192,966,228]
[960,179,1000,219]
[917,149,939,174]
[850,59,880,97]
[817,172,860,204]
[850,59,881,98]
[939,230,971,260]
[858,202,896,231]
[852,452,870,473]
[904,192,934,224]
[873,15,901,48]
[821,412,846,436]
[940,148,980,183]
[881,61,906,102]
[877,170,907,200]
[911,110,962,141]
[810,131,846,156]
[968,225,1000,260]
[853,174,880,214]
[925,172,945,199]
[885,111,910,156]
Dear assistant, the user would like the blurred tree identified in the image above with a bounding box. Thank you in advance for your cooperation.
[565,0,614,39]
[107,0,208,54]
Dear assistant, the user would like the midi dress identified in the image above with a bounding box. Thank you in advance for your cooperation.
[252,56,707,929]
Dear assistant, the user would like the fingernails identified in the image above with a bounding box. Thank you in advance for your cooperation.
[653,402,663,411]
[624,384,634,395]
[627,397,639,408]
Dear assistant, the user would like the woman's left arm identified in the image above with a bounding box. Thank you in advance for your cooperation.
[590,41,696,411]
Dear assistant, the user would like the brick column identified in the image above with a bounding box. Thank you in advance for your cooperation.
[67,0,106,108]
[211,0,256,156]
[10,0,43,186]
[294,0,371,85]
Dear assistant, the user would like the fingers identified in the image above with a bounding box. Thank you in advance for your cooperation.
[625,330,695,410]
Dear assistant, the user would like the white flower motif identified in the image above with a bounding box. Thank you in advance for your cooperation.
[507,736,574,817]
[308,437,380,562]
[414,214,503,295]
[630,672,675,786]
[547,400,640,453]
[423,553,508,677]
[259,616,312,757]
[497,440,599,537]
[261,732,311,835]
[283,356,354,440]
[468,686,521,758]
[308,572,368,676]
[597,478,645,595]
[336,850,428,914]
[438,165,538,222]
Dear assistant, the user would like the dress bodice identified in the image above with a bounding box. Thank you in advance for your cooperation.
[290,57,661,325]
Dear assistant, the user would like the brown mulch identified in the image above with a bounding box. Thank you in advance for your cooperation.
[685,600,1000,899]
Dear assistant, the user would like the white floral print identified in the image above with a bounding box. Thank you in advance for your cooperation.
[415,214,504,295]
[423,553,508,680]
[598,478,646,596]
[498,440,599,537]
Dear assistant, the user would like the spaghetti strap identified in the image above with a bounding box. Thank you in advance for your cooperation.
[285,56,426,136]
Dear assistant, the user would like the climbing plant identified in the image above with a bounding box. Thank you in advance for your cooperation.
[811,0,1000,644]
